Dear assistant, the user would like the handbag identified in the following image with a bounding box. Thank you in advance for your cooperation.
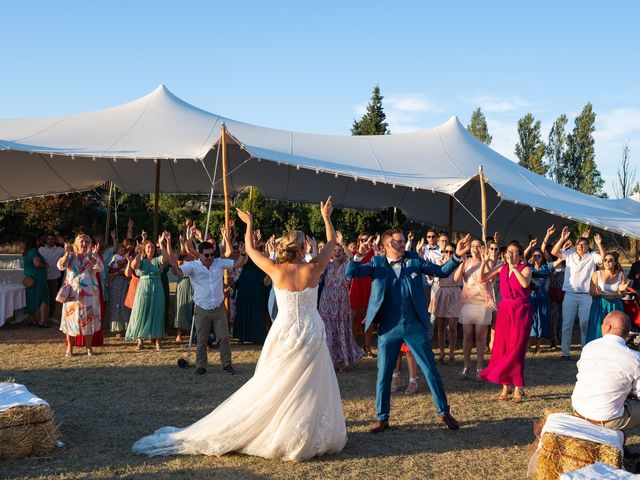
[55,282,76,304]
[22,276,35,288]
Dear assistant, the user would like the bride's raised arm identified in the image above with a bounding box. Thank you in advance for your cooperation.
[309,196,336,272]
[236,209,278,277]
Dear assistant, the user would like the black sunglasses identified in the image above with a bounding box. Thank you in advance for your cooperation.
[444,250,455,254]
[202,253,215,258]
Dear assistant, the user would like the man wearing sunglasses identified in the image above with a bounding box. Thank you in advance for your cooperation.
[168,233,248,375]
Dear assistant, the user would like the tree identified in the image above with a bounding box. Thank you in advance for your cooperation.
[613,141,636,199]
[546,114,568,184]
[515,113,547,175]
[351,84,390,135]
[466,107,492,145]
[562,103,605,196]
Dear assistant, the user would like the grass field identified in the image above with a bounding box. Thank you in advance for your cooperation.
[2,323,636,480]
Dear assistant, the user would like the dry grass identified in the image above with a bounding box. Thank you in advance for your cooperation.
[1,324,637,480]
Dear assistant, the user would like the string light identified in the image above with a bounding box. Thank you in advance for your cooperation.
[334,173,339,179]
[392,184,396,189]
[296,165,300,170]
[315,169,320,174]
[372,180,376,185]
[411,187,416,192]
[153,158,158,164]
[173,158,178,164]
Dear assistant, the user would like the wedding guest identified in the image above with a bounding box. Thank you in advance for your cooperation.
[107,242,131,336]
[629,252,640,289]
[454,239,496,380]
[174,237,196,342]
[23,236,49,327]
[234,231,270,344]
[431,244,461,365]
[57,234,103,357]
[166,229,247,375]
[350,233,376,357]
[480,242,532,403]
[551,227,605,359]
[319,244,365,372]
[585,252,628,343]
[39,233,64,323]
[125,236,171,351]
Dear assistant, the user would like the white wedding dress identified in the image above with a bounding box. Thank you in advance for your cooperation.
[132,286,347,461]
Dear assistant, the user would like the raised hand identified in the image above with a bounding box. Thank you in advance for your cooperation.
[583,227,592,239]
[157,235,165,247]
[546,225,556,237]
[236,208,253,225]
[480,245,490,263]
[455,234,472,257]
[336,230,344,246]
[141,230,148,242]
[320,196,333,218]
[416,237,425,254]
[561,226,571,239]
[408,231,415,242]
[505,251,515,267]
[594,232,603,246]
[493,231,501,245]
[528,238,538,249]
[358,240,369,256]
[128,218,134,228]
[64,242,74,254]
[562,239,573,251]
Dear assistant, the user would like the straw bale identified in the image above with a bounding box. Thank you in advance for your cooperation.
[536,432,621,480]
[0,404,57,459]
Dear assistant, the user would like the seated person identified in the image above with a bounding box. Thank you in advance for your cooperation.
[571,311,640,430]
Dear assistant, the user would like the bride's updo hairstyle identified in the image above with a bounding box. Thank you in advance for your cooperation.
[277,230,306,263]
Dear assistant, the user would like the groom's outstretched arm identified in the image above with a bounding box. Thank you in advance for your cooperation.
[346,256,375,278]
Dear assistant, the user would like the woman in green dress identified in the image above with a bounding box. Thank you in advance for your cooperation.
[22,236,49,327]
[234,256,270,344]
[125,236,170,350]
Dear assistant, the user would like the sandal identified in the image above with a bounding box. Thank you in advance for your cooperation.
[365,347,377,358]
[65,350,72,358]
[498,392,509,401]
[404,380,418,395]
[86,348,93,357]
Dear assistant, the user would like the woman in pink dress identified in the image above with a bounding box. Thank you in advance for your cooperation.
[479,242,532,403]
[320,244,365,371]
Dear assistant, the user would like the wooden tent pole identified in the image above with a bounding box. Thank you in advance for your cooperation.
[221,123,231,327]
[479,165,487,244]
[152,160,161,239]
[104,181,113,243]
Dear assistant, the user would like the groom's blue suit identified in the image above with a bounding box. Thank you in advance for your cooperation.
[346,251,461,420]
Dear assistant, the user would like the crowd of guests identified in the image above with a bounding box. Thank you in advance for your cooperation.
[17,219,639,394]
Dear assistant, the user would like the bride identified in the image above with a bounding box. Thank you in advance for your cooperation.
[132,196,347,461]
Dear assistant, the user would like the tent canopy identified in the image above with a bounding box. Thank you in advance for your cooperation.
[1,85,639,241]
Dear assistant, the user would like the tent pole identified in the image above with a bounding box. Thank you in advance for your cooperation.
[153,160,161,239]
[104,181,113,244]
[221,123,232,327]
[448,196,453,239]
[204,185,215,240]
[479,165,487,244]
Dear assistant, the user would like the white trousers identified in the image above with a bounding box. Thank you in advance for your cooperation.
[561,292,592,356]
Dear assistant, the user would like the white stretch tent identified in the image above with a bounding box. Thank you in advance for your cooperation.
[1,85,640,241]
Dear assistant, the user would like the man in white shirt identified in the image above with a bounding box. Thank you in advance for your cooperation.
[38,233,64,322]
[551,226,604,359]
[168,240,247,375]
[571,311,640,430]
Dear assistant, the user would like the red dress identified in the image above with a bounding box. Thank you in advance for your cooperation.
[480,264,532,387]
[349,250,374,309]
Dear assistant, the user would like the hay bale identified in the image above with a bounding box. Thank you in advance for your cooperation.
[0,404,57,459]
[536,430,622,480]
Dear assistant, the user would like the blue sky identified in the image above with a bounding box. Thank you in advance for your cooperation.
[2,1,639,195]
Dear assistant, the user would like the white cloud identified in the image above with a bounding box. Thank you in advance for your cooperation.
[595,107,640,143]
[484,117,518,161]
[470,95,530,113]
[351,93,441,134]
[385,94,435,113]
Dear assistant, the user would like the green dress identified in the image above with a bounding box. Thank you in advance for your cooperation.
[174,276,193,330]
[233,258,269,343]
[125,257,166,340]
[23,248,48,314]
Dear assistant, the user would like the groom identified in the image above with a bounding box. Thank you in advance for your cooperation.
[346,229,470,432]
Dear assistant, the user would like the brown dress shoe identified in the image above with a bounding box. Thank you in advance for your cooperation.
[370,420,390,433]
[440,413,460,430]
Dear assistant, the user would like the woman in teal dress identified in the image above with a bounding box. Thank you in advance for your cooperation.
[586,252,628,343]
[125,237,170,350]
[22,236,49,327]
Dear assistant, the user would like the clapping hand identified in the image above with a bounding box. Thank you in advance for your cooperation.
[455,234,472,257]
[320,196,333,218]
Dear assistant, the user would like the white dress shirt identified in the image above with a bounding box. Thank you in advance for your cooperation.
[39,245,65,280]
[571,334,640,421]
[180,258,234,310]
[562,249,601,293]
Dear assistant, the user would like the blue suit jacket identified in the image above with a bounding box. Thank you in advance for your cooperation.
[346,251,461,332]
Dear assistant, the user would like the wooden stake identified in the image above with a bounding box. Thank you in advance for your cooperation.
[221,124,231,326]
[479,165,487,244]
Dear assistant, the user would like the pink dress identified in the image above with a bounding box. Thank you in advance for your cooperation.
[319,261,365,367]
[480,264,532,387]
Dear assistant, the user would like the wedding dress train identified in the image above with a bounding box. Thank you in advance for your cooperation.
[132,286,347,461]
